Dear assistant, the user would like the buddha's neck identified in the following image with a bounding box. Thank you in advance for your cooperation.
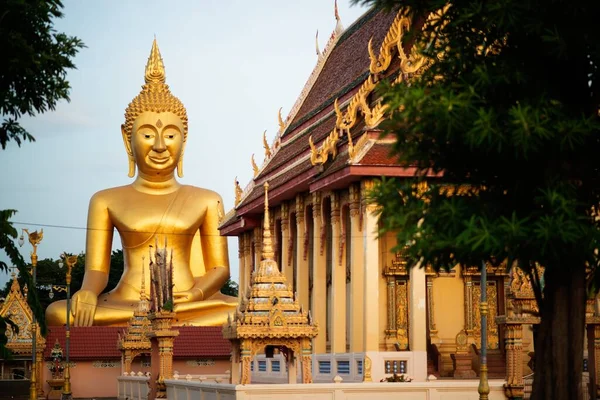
[132,173,181,195]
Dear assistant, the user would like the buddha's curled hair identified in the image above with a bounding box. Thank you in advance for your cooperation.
[123,39,188,141]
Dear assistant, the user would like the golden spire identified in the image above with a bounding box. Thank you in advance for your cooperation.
[145,37,166,84]
[263,130,272,159]
[140,256,148,302]
[251,154,259,177]
[278,107,285,133]
[334,0,344,34]
[334,0,340,21]
[262,182,274,260]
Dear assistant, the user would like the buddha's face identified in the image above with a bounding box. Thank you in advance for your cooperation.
[127,111,185,177]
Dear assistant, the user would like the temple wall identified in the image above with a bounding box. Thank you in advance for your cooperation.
[432,266,465,376]
[42,359,122,398]
[173,359,230,376]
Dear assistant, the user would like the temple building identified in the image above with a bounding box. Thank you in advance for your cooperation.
[218,5,541,385]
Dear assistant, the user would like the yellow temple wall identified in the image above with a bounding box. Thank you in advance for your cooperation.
[431,266,465,376]
[379,231,395,350]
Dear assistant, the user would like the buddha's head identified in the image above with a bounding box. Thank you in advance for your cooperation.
[122,39,189,178]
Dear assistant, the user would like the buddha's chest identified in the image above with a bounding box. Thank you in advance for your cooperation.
[108,194,205,237]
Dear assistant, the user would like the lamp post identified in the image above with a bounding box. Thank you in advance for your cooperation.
[58,253,77,400]
[478,261,490,400]
[18,228,43,400]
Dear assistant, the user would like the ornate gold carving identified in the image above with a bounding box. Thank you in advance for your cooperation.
[295,195,305,224]
[363,355,372,382]
[502,323,524,398]
[263,131,272,160]
[348,132,370,162]
[251,154,259,178]
[473,281,499,350]
[426,276,439,342]
[234,179,244,208]
[309,128,339,166]
[385,250,409,276]
[278,107,285,133]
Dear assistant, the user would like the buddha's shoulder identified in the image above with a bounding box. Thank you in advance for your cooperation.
[179,185,223,201]
[89,185,134,203]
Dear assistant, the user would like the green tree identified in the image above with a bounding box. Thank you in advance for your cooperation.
[0,0,84,356]
[0,0,85,149]
[353,1,600,399]
[220,278,239,297]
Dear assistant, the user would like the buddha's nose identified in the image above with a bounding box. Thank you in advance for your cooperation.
[153,134,166,152]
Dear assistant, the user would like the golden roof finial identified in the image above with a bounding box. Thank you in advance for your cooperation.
[278,107,285,133]
[315,30,321,57]
[263,130,272,159]
[334,0,344,34]
[235,177,243,206]
[145,37,166,84]
[251,154,259,177]
[262,182,274,260]
[334,0,340,21]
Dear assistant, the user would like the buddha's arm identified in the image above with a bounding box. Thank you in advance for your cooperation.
[80,193,114,294]
[197,196,230,296]
[175,195,229,303]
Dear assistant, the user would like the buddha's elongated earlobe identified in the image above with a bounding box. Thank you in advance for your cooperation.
[128,157,136,178]
[177,154,184,178]
[121,124,136,178]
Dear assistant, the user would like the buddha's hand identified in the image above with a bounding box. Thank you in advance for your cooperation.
[173,287,204,304]
[71,289,98,327]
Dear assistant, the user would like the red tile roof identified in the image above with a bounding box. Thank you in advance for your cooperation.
[44,326,231,360]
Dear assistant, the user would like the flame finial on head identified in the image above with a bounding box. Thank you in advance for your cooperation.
[145,38,166,84]
[262,182,274,260]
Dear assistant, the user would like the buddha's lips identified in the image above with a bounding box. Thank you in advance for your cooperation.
[149,155,170,164]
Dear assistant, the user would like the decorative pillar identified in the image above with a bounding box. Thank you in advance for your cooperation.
[295,195,309,311]
[409,264,428,381]
[238,235,246,298]
[348,184,364,352]
[330,192,346,353]
[240,341,252,385]
[244,232,253,287]
[362,180,380,352]
[253,227,262,272]
[301,338,313,383]
[426,272,440,344]
[148,312,179,399]
[311,191,327,353]
[503,321,524,399]
[280,202,293,285]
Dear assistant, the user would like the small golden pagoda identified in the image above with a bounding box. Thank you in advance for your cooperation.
[223,183,318,384]
[0,270,45,397]
[118,259,152,374]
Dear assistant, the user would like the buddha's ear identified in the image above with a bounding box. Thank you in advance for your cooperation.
[177,149,185,178]
[121,124,135,178]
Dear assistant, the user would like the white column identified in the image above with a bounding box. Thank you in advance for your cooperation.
[349,184,364,352]
[311,192,327,354]
[330,193,346,353]
[295,195,309,311]
[362,181,380,352]
[409,265,428,381]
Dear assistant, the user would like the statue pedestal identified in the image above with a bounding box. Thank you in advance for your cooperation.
[45,379,64,400]
[148,311,179,399]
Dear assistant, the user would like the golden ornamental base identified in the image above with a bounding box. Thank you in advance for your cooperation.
[504,384,524,400]
[45,379,65,400]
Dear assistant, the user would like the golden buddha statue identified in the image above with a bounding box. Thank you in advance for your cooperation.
[46,40,237,327]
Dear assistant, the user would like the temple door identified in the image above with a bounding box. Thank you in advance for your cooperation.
[472,278,504,350]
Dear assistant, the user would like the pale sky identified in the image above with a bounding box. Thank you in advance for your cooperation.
[0,1,370,288]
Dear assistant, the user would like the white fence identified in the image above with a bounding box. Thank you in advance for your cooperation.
[165,379,507,400]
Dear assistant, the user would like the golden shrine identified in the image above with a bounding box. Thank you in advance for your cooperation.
[223,183,318,385]
[0,271,46,397]
[117,258,152,374]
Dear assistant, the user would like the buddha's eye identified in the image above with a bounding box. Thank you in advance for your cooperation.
[166,134,175,139]
[144,134,152,139]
